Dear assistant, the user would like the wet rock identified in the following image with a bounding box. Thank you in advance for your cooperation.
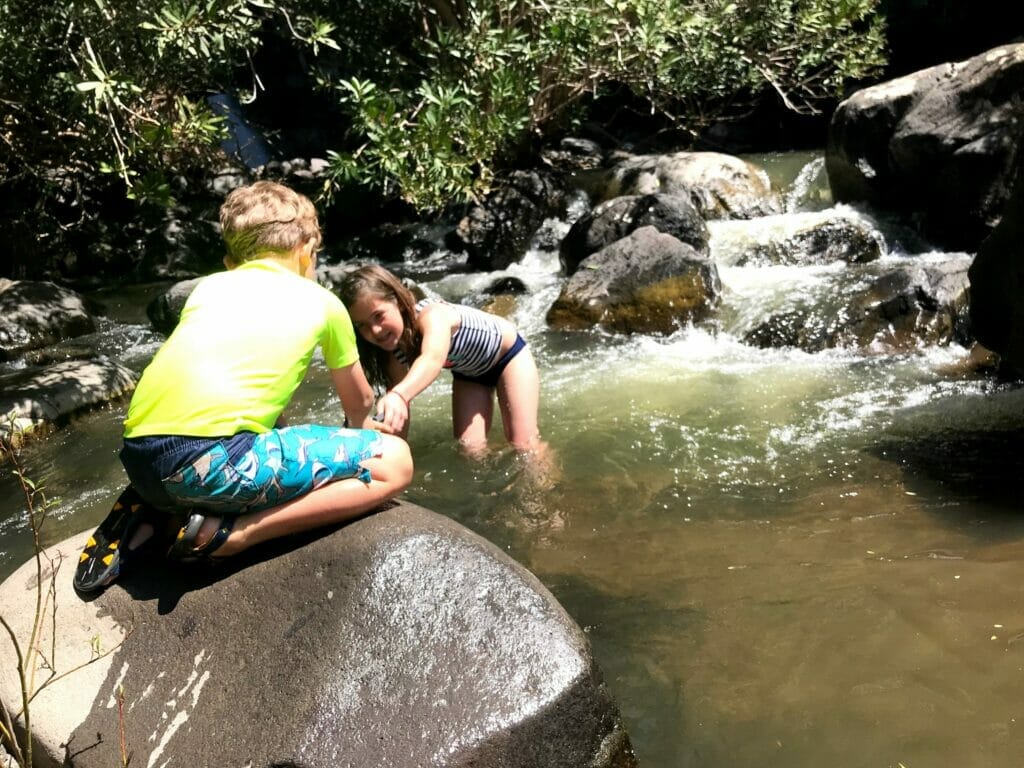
[0,503,636,768]
[968,165,1024,377]
[560,193,710,275]
[595,151,782,219]
[0,280,97,360]
[827,43,1024,251]
[483,276,529,296]
[547,226,720,334]
[0,358,137,441]
[346,220,453,264]
[744,256,972,352]
[529,217,567,252]
[145,277,202,335]
[446,170,567,270]
[714,209,884,267]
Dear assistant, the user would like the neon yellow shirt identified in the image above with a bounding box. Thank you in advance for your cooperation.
[124,259,358,438]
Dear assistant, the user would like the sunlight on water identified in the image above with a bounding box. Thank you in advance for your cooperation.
[4,153,1024,768]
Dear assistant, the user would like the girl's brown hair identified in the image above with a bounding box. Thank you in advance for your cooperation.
[337,265,421,390]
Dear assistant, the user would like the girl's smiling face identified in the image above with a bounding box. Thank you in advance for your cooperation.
[348,294,405,351]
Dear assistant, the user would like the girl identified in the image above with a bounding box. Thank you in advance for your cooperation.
[338,265,545,457]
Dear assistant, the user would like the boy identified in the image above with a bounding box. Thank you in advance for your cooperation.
[74,181,412,591]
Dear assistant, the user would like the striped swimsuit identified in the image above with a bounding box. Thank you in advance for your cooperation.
[394,299,505,378]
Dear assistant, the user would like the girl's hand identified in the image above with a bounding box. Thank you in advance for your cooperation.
[376,389,409,435]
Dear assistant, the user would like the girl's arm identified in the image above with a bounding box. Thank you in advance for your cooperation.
[376,303,458,433]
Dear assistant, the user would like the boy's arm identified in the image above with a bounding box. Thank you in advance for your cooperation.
[331,361,375,429]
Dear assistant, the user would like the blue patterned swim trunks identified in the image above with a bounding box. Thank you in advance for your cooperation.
[160,425,383,514]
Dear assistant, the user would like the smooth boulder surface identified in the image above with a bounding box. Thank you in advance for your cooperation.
[596,151,781,220]
[0,501,636,768]
[827,43,1024,251]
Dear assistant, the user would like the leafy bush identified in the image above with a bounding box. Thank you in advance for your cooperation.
[321,0,887,210]
[0,0,886,277]
[0,0,335,277]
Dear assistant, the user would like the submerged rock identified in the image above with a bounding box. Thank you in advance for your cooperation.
[712,208,884,268]
[0,502,635,768]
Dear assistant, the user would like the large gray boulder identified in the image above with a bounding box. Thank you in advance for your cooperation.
[0,502,636,768]
[593,151,781,220]
[969,167,1024,377]
[826,43,1024,251]
[560,193,710,275]
[0,280,97,360]
[547,226,720,335]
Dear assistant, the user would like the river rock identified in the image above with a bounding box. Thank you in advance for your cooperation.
[711,208,884,267]
[145,277,202,335]
[560,193,710,275]
[0,280,97,360]
[826,43,1024,252]
[744,255,972,352]
[547,225,720,334]
[446,170,567,271]
[594,151,782,219]
[540,136,606,171]
[0,502,635,768]
[0,358,137,442]
[968,165,1024,377]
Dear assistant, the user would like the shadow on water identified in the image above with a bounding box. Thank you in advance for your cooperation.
[547,574,703,768]
[870,429,1024,516]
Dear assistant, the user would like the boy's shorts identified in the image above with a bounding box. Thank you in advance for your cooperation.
[121,425,384,515]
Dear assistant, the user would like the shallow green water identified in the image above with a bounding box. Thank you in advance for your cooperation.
[3,153,1024,767]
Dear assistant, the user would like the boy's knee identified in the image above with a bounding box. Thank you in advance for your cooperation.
[380,434,414,486]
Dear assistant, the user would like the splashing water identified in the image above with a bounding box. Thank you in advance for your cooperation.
[3,153,1024,768]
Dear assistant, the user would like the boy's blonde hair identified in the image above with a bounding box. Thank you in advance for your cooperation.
[219,181,322,265]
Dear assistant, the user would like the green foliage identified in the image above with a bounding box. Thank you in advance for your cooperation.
[1,0,887,272]
[0,0,343,277]
[320,0,887,210]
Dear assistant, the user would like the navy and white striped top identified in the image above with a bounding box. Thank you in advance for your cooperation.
[394,299,504,378]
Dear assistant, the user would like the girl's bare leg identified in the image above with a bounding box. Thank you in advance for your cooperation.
[451,378,494,457]
[496,347,542,450]
[193,433,413,556]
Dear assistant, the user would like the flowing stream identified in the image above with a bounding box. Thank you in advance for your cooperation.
[3,151,1024,767]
